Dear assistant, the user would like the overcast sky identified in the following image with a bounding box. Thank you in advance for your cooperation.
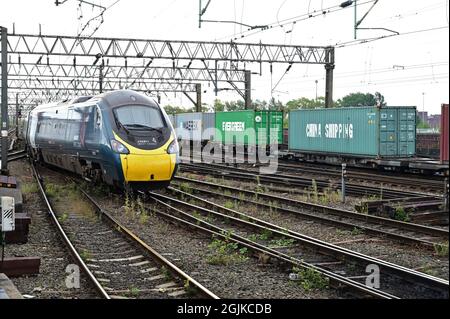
[1,0,449,114]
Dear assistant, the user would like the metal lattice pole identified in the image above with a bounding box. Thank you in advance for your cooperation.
[1,27,9,174]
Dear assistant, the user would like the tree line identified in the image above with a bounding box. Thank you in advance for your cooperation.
[163,91,387,115]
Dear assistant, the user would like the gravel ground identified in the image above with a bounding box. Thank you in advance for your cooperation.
[179,170,363,211]
[274,167,440,195]
[174,172,449,281]
[209,160,443,195]
[88,190,350,299]
[37,165,200,299]
[7,158,446,299]
[5,160,98,299]
[32,164,346,298]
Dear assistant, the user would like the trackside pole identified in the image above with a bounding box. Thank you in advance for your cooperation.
[1,27,9,174]
[341,163,347,203]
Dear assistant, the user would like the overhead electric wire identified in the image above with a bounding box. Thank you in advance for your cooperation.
[278,61,449,85]
[332,74,449,90]
[218,0,376,41]
[251,61,449,94]
[369,1,445,24]
[335,25,449,48]
[252,73,449,91]
[77,0,121,38]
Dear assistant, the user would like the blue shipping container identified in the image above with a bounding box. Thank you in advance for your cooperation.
[288,106,416,158]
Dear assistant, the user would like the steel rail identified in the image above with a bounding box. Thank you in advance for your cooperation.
[31,162,111,299]
[147,193,394,299]
[78,187,219,299]
[277,158,447,180]
[180,162,430,199]
[152,188,449,298]
[174,176,449,241]
[32,163,219,299]
[274,162,445,193]
[171,183,443,247]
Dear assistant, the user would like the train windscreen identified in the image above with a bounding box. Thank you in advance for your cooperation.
[113,105,166,130]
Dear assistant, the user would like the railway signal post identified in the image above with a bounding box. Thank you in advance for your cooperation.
[341,163,347,203]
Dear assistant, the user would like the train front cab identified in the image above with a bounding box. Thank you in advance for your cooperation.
[112,133,178,190]
[108,102,179,191]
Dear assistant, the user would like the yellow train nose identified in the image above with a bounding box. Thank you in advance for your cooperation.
[113,132,177,183]
[121,153,174,181]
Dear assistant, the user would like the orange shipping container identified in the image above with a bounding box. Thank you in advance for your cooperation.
[440,103,449,163]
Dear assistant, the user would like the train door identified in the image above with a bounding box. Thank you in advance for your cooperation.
[85,105,102,152]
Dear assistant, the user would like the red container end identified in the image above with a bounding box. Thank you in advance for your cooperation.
[283,128,289,145]
[440,103,449,163]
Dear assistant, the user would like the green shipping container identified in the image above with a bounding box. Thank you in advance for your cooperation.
[215,110,283,146]
[289,106,416,158]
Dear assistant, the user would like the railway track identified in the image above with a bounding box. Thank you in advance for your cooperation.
[179,161,436,200]
[274,161,446,194]
[31,163,218,300]
[184,151,446,194]
[172,176,449,248]
[145,188,449,299]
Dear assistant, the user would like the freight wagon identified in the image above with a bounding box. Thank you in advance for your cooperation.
[408,103,448,175]
[282,128,289,150]
[416,132,440,158]
[173,112,215,144]
[287,106,416,168]
[214,110,283,149]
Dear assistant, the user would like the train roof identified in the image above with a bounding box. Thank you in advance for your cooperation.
[30,90,158,112]
[95,90,158,108]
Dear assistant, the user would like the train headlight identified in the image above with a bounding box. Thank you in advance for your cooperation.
[111,139,130,154]
[167,139,179,154]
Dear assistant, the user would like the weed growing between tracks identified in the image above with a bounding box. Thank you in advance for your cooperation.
[350,227,364,236]
[21,181,39,195]
[247,230,294,248]
[79,249,92,262]
[57,212,69,223]
[292,267,330,292]
[184,279,200,297]
[393,205,411,222]
[45,182,65,198]
[45,181,98,221]
[421,265,439,277]
[434,243,449,257]
[160,266,173,281]
[319,188,342,205]
[179,182,193,194]
[177,171,370,211]
[248,229,273,242]
[206,231,249,265]
[123,192,153,225]
[269,237,295,248]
